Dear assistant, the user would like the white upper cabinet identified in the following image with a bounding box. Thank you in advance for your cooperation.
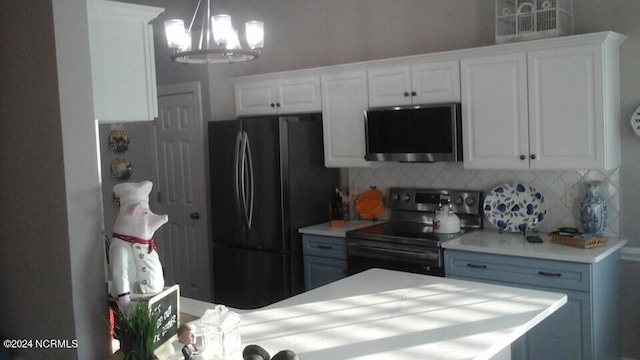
[234,79,277,116]
[462,32,625,170]
[461,53,530,169]
[527,44,619,170]
[321,70,371,167]
[368,60,460,108]
[234,74,322,116]
[368,66,412,107]
[87,0,163,123]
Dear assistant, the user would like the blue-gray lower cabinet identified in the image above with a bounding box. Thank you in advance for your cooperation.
[302,234,347,291]
[445,249,621,360]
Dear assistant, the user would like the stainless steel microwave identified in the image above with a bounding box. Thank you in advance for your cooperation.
[364,103,462,162]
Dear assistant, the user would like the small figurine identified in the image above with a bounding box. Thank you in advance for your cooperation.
[177,324,199,360]
[109,181,168,310]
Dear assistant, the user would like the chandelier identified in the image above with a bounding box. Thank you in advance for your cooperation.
[164,0,264,64]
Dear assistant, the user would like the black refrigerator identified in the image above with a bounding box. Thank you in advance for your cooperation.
[208,114,339,309]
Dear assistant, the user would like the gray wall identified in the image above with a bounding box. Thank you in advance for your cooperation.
[0,0,110,359]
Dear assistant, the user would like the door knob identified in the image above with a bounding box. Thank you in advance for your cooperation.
[190,212,200,220]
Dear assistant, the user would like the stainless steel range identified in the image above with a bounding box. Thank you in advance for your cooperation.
[346,187,483,277]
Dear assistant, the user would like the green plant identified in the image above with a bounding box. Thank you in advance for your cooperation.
[114,303,161,360]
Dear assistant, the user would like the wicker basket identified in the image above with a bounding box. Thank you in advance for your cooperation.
[550,234,608,249]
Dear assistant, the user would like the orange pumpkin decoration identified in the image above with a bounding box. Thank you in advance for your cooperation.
[354,188,385,219]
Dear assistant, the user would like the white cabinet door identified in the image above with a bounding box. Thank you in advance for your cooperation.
[234,75,322,117]
[527,44,607,170]
[461,53,529,169]
[235,80,278,116]
[411,60,461,104]
[368,66,412,108]
[87,0,163,123]
[368,60,460,108]
[321,70,371,167]
[277,75,322,114]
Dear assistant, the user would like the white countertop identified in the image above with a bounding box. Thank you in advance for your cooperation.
[442,229,627,263]
[298,220,387,237]
[181,269,566,360]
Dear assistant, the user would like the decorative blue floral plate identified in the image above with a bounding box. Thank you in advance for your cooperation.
[483,183,546,233]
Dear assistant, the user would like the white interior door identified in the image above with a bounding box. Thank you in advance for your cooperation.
[154,82,212,301]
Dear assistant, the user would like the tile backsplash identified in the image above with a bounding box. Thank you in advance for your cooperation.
[348,163,620,238]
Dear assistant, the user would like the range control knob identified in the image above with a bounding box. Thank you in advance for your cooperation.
[465,196,476,206]
[453,196,464,205]
[401,193,411,202]
[390,192,399,202]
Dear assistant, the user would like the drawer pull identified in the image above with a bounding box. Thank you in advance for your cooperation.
[317,245,334,250]
[538,271,562,277]
[466,263,487,269]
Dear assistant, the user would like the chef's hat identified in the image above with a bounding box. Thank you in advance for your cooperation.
[113,181,153,209]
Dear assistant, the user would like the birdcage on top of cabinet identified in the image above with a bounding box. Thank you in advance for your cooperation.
[495,0,573,44]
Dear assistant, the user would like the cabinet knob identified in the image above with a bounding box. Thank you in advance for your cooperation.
[403,92,410,97]
[276,102,281,107]
[520,155,526,160]
[411,91,417,96]
[270,103,275,107]
[530,154,536,160]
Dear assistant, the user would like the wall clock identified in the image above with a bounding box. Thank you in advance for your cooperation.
[632,104,640,137]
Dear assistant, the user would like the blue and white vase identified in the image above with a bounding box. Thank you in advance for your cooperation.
[580,181,607,235]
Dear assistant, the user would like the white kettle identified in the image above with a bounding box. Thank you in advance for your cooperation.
[433,204,461,234]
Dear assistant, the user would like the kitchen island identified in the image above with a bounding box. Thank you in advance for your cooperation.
[181,268,566,359]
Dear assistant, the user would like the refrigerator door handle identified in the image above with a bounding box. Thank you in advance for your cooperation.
[234,131,243,218]
[245,133,255,229]
[240,132,250,229]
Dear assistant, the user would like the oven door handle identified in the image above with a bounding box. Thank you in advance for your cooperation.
[348,244,440,262]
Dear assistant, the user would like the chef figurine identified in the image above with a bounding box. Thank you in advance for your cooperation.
[109,181,168,310]
[178,324,199,360]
